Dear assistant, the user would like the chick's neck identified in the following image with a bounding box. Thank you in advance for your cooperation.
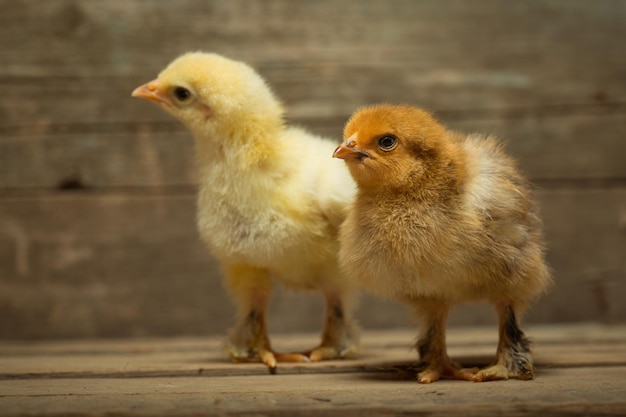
[192,115,289,182]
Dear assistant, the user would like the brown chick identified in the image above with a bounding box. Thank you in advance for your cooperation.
[333,104,551,383]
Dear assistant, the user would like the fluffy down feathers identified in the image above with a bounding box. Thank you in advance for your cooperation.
[334,104,551,383]
[132,52,359,372]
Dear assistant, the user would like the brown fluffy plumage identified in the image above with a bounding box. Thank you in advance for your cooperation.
[334,104,551,383]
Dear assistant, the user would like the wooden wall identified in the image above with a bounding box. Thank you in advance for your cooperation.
[1,0,625,339]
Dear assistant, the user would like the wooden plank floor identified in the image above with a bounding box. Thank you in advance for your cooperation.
[1,323,625,416]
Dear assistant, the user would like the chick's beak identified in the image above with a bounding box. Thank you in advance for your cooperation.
[131,80,165,104]
[333,140,370,161]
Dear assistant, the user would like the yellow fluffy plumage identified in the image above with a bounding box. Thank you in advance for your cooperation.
[334,104,552,383]
[132,52,359,372]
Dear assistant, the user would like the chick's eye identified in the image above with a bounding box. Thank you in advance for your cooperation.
[173,87,191,101]
[377,135,397,151]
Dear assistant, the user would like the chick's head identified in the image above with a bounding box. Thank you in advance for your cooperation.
[334,104,459,192]
[132,52,283,136]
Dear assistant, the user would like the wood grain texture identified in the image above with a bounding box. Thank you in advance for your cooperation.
[2,0,626,188]
[2,112,625,189]
[1,189,624,339]
[0,0,625,338]
[1,325,625,416]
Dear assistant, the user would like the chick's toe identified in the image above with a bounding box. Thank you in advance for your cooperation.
[474,304,535,382]
[307,293,360,361]
[418,359,478,384]
[226,309,309,372]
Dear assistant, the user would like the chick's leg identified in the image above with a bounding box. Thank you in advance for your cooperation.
[414,300,476,384]
[224,264,308,373]
[474,302,535,382]
[308,292,360,362]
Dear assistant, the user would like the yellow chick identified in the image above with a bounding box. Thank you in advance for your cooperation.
[334,104,551,383]
[132,52,359,373]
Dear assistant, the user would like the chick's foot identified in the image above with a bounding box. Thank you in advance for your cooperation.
[226,309,309,373]
[417,359,477,384]
[307,338,359,362]
[473,360,534,382]
[227,345,310,374]
[473,342,535,381]
[473,304,536,382]
[307,293,360,362]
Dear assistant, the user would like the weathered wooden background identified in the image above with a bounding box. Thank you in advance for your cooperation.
[1,0,625,340]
